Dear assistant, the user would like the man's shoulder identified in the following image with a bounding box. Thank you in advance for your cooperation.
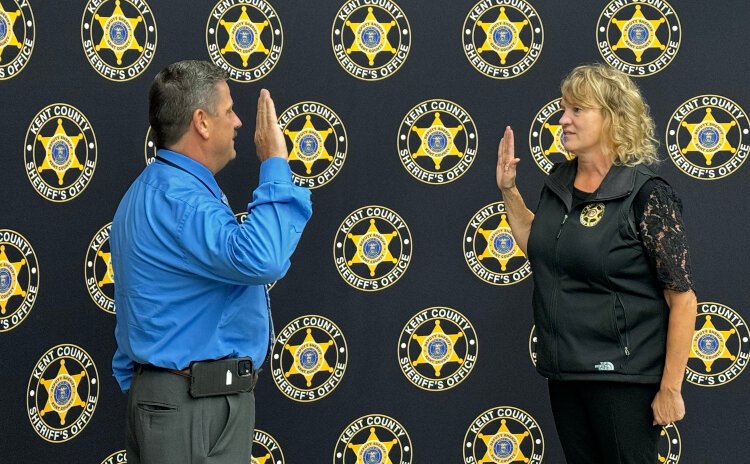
[137,165,207,205]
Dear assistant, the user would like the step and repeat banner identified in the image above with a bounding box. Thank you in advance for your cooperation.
[1,1,749,462]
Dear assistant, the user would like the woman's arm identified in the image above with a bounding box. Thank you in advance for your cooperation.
[651,289,697,425]
[497,126,534,254]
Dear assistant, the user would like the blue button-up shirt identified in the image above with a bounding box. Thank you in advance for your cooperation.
[111,149,312,391]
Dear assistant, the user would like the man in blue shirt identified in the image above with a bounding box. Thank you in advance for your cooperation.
[111,60,312,464]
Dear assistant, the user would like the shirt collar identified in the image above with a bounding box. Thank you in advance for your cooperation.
[545,158,640,209]
[156,149,225,201]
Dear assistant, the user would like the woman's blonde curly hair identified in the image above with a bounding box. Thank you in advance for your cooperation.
[560,63,660,165]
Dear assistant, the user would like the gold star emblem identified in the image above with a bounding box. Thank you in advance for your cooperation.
[0,245,26,315]
[37,360,87,425]
[477,7,528,65]
[0,3,22,62]
[477,419,530,463]
[284,329,334,387]
[611,5,665,62]
[543,122,572,160]
[477,214,526,271]
[411,320,463,377]
[658,429,668,463]
[97,250,114,287]
[345,7,397,65]
[36,118,85,186]
[347,219,399,277]
[680,108,737,166]
[252,454,271,464]
[94,0,144,65]
[690,315,736,372]
[347,427,398,464]
[220,6,269,67]
[580,203,605,227]
[411,112,464,169]
[284,115,334,174]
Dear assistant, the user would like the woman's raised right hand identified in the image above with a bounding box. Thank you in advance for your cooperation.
[497,126,521,191]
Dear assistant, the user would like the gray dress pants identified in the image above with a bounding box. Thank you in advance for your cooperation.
[126,366,255,464]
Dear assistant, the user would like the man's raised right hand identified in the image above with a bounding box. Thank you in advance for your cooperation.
[254,89,288,162]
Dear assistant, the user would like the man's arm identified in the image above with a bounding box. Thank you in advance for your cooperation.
[178,90,312,284]
[112,341,136,393]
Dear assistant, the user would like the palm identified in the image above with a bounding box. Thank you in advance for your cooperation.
[497,126,519,190]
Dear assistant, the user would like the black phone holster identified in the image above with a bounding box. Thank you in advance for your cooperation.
[188,357,259,398]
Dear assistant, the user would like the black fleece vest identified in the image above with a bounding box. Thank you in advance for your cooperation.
[528,160,669,383]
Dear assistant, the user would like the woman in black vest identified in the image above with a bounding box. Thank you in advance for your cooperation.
[497,63,697,463]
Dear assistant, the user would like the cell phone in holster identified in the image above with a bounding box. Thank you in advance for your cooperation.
[188,357,256,398]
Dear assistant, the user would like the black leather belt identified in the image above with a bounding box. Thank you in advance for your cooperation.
[137,363,191,378]
[136,359,261,397]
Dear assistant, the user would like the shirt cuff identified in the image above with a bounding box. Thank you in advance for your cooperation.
[259,157,292,185]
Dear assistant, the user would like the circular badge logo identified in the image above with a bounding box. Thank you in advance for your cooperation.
[464,406,545,464]
[334,206,412,291]
[27,344,100,443]
[206,1,283,82]
[397,99,478,185]
[0,0,34,80]
[81,0,157,81]
[25,104,97,202]
[666,95,749,180]
[331,0,411,81]
[0,230,39,332]
[463,202,532,286]
[85,223,115,314]
[686,302,749,386]
[528,325,537,367]
[334,414,412,464]
[398,306,478,391]
[100,450,127,464]
[596,0,680,77]
[235,212,276,290]
[529,98,573,174]
[252,429,284,464]
[278,101,348,189]
[462,0,544,79]
[270,315,347,402]
[580,203,605,227]
[658,423,681,463]
[144,126,156,165]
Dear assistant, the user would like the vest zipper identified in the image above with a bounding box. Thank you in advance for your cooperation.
[551,213,569,373]
[616,293,631,357]
[556,214,568,239]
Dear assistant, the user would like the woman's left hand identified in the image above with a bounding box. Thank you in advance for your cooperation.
[651,387,685,425]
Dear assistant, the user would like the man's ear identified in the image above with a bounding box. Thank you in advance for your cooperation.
[193,108,211,140]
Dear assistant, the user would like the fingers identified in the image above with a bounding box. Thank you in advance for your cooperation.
[498,126,516,163]
[652,412,667,426]
[254,89,288,161]
[256,89,277,130]
[497,136,505,166]
[261,88,278,126]
[506,126,515,161]
[256,89,268,131]
[651,395,685,426]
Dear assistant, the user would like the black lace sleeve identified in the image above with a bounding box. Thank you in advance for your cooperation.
[635,180,695,292]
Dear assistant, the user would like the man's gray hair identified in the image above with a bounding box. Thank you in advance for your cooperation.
[149,60,229,148]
